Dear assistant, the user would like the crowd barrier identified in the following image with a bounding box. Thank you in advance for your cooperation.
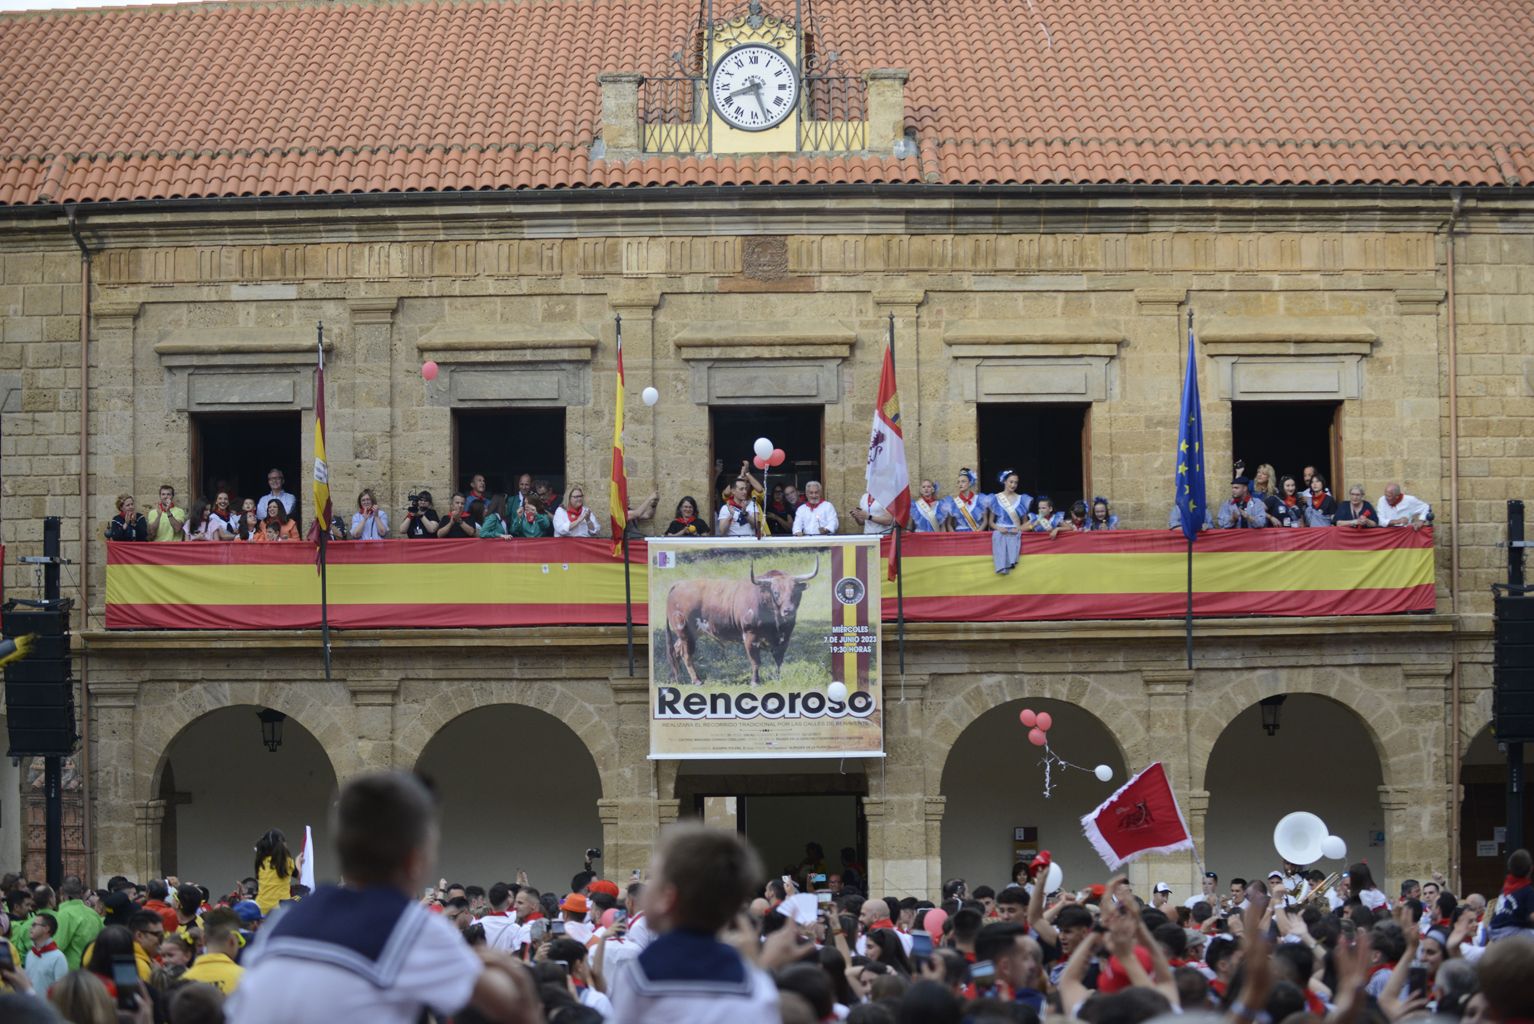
[102,528,1436,630]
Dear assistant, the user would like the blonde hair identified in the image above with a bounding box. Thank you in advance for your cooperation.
[1253,463,1278,497]
[564,483,586,507]
[49,970,117,1024]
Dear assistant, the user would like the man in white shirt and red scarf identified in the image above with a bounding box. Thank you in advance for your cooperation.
[850,490,894,534]
[1376,483,1431,530]
[792,481,840,536]
[715,478,761,537]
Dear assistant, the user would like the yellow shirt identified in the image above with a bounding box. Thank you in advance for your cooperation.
[183,952,244,994]
[133,941,153,982]
[147,505,187,541]
[256,856,292,915]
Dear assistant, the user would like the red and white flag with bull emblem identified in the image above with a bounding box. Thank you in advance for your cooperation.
[866,326,911,578]
[1081,761,1194,869]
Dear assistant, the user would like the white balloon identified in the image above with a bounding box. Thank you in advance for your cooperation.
[1094,764,1113,782]
[1320,835,1347,861]
[1044,861,1063,894]
[641,386,659,406]
[753,437,774,460]
[827,681,848,702]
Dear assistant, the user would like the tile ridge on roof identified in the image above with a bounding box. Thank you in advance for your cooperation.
[0,0,584,16]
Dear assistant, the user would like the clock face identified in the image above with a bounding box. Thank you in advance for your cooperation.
[709,44,799,132]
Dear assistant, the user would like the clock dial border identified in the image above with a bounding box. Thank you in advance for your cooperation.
[708,42,800,133]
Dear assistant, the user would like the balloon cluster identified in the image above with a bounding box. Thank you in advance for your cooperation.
[752,436,786,471]
[1018,706,1115,797]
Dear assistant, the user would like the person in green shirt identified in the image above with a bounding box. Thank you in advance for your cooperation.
[6,888,36,964]
[507,494,552,538]
[146,484,188,541]
[477,494,511,538]
[52,878,103,969]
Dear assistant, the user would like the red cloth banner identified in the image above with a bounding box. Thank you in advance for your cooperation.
[1081,762,1194,869]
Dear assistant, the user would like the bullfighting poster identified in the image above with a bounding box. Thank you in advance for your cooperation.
[647,536,884,759]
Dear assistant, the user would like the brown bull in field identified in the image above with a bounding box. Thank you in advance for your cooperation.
[664,555,820,686]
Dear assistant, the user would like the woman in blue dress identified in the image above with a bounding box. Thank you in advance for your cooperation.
[910,479,944,532]
[989,469,1031,574]
[941,468,991,534]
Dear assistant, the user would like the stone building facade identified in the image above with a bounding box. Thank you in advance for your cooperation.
[2,189,1531,895]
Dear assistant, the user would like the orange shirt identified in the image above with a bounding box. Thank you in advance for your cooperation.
[254,519,300,541]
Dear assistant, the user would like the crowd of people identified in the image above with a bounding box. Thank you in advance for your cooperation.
[1,771,1527,1024]
[101,462,1434,561]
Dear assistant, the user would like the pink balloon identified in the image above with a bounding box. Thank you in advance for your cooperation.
[769,448,786,467]
[1028,728,1047,746]
[600,908,620,929]
[923,907,948,941]
[753,454,768,470]
[1036,711,1053,732]
[421,360,439,382]
[1019,709,1037,727]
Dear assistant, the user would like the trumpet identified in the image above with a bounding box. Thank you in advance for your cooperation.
[1301,872,1341,904]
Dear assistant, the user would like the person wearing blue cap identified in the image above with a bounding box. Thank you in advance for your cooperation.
[1218,477,1269,529]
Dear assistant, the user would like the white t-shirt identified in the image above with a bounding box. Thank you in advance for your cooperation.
[854,493,894,535]
[476,911,518,948]
[792,501,840,536]
[555,506,601,536]
[855,928,914,957]
[227,904,480,1024]
[716,501,759,537]
[1376,493,1430,526]
[1185,892,1218,909]
[563,920,594,945]
[259,490,298,516]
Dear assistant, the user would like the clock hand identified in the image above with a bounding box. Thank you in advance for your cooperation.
[725,82,757,100]
[751,82,769,118]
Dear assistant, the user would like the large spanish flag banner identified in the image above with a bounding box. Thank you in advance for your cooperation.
[646,536,883,760]
[103,528,1432,631]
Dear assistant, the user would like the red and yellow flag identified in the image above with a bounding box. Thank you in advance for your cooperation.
[312,330,332,536]
[608,317,629,556]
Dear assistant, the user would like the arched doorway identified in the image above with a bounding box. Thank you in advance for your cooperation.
[415,705,602,892]
[1203,694,1383,881]
[155,705,338,887]
[1459,724,1533,895]
[941,699,1128,891]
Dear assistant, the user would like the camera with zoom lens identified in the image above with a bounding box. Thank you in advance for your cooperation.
[586,847,601,860]
[407,493,421,515]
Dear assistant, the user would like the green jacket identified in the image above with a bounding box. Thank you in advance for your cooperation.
[53,899,102,969]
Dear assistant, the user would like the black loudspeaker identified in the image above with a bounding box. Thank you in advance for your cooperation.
[3,602,76,757]
[1494,596,1534,742]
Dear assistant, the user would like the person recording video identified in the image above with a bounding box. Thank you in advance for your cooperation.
[403,490,441,539]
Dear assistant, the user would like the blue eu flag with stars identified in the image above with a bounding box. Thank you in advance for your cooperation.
[1175,313,1205,543]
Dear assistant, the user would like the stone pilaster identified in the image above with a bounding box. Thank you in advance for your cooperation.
[346,677,400,774]
[1130,669,1199,895]
[88,302,142,620]
[865,675,929,897]
[608,286,663,511]
[923,796,947,901]
[604,675,662,878]
[346,297,399,503]
[89,680,140,883]
[133,799,167,883]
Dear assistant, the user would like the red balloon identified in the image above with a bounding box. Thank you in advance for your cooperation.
[1028,728,1047,747]
[1036,711,1053,732]
[923,908,948,941]
[769,448,786,467]
[421,360,439,382]
[1019,709,1037,727]
[753,454,768,470]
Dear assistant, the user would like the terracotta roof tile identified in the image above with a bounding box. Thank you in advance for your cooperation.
[0,0,1530,205]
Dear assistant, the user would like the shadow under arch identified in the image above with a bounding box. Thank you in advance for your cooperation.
[414,704,604,891]
[1202,693,1384,880]
[152,703,340,885]
[940,697,1130,891]
[1459,723,1534,894]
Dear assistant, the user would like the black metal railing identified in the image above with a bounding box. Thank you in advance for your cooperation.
[798,74,866,152]
[641,76,710,154]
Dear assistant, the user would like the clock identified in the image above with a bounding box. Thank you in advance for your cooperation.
[709,43,799,132]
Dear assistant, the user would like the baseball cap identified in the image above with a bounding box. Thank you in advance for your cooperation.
[559,893,589,914]
[1087,884,1106,899]
[588,879,621,898]
[1203,871,1218,880]
[1153,882,1172,895]
[1267,871,1284,880]
[232,899,263,923]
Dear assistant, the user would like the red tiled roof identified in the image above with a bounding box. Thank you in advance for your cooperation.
[1,0,1530,205]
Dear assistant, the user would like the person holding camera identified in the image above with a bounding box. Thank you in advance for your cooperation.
[403,491,441,539]
[349,489,389,540]
[715,478,760,537]
[437,493,478,538]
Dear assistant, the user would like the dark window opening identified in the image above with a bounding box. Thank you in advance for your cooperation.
[1230,401,1342,494]
[708,406,823,511]
[452,409,567,500]
[976,403,1090,513]
[191,412,302,525]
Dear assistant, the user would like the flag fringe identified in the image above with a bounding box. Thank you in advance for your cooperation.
[1078,761,1195,871]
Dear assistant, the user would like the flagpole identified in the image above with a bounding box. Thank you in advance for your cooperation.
[616,314,635,676]
[1184,308,1194,671]
[317,322,332,681]
[890,312,907,679]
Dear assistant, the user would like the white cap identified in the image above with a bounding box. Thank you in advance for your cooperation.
[1267,870,1284,880]
[1153,882,1172,894]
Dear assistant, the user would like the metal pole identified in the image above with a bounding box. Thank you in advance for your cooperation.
[896,526,906,676]
[1511,500,1526,589]
[1507,500,1526,853]
[623,531,635,676]
[42,516,63,888]
[1186,538,1194,670]
[319,530,331,681]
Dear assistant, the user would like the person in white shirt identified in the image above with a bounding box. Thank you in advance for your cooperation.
[226,771,537,1024]
[849,492,895,535]
[715,478,760,537]
[476,882,518,948]
[1376,483,1431,529]
[257,468,297,518]
[1185,871,1220,910]
[792,481,840,536]
[557,893,594,944]
[553,483,602,537]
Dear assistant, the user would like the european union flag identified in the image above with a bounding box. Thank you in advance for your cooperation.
[1175,312,1205,543]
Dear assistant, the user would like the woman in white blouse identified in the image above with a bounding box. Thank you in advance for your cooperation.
[553,483,602,537]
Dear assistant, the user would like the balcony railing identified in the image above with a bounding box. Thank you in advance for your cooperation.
[102,529,1434,631]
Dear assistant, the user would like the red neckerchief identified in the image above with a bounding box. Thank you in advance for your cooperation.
[957,490,974,503]
[1371,962,1396,978]
[1305,991,1327,1016]
[1210,980,1227,997]
[676,515,696,526]
[1283,495,1299,508]
[483,910,509,917]
[32,941,58,954]
[1384,494,1401,508]
[1311,492,1326,509]
[726,496,745,510]
[563,506,581,520]
[869,917,896,931]
[1502,874,1532,895]
[521,911,545,923]
[805,498,823,510]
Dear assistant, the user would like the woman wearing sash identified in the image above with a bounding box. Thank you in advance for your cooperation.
[910,479,944,532]
[941,468,991,534]
[989,469,1031,575]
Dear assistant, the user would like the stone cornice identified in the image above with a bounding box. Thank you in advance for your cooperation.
[154,327,332,359]
[1197,316,1377,357]
[415,323,599,362]
[673,320,856,360]
[943,318,1125,358]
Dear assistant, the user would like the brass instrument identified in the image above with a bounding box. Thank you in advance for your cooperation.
[1301,872,1341,905]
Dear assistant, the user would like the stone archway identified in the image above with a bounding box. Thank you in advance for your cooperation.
[150,704,340,886]
[414,704,604,892]
[939,696,1131,891]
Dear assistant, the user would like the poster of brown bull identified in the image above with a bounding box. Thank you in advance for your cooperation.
[647,535,884,759]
